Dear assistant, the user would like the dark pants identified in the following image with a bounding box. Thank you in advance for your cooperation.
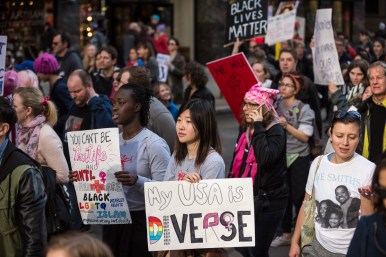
[66,183,84,230]
[103,210,152,257]
[237,206,286,257]
[283,155,311,233]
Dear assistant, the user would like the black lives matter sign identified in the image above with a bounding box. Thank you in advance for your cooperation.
[225,0,268,45]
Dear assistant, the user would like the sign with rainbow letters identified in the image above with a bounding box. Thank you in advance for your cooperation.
[68,128,131,224]
[144,178,255,251]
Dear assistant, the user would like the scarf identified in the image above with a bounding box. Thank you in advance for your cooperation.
[17,114,46,159]
[229,131,258,184]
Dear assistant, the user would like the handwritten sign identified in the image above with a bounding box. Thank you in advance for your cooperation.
[224,0,268,45]
[0,36,7,96]
[67,128,131,224]
[145,178,255,251]
[265,9,297,46]
[156,53,171,82]
[313,9,344,85]
[207,53,257,124]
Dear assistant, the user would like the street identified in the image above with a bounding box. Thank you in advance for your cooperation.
[217,112,290,257]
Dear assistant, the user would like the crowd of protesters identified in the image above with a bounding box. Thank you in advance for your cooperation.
[1,12,386,257]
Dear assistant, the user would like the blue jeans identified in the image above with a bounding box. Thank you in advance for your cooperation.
[237,206,286,257]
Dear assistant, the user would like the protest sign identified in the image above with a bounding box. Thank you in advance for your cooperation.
[313,9,344,85]
[145,178,255,251]
[0,36,7,96]
[265,1,298,45]
[67,128,131,224]
[207,53,257,124]
[157,53,171,82]
[224,0,268,46]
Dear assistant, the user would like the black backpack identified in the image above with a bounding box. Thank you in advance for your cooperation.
[40,166,72,236]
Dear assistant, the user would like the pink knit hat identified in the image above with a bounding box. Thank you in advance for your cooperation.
[4,70,18,96]
[33,53,60,74]
[244,83,279,111]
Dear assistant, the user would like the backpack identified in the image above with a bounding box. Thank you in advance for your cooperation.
[40,166,72,236]
[297,102,323,160]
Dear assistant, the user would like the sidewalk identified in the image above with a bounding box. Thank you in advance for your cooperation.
[215,96,232,115]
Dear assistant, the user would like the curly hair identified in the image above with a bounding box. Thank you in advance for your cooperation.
[184,61,208,89]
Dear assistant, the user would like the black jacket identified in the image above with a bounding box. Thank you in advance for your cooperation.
[0,142,46,257]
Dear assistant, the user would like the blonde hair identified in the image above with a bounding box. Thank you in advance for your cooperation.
[17,70,39,88]
[14,87,57,127]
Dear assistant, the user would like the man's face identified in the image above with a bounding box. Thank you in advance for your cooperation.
[335,40,345,55]
[279,52,297,73]
[67,75,90,107]
[52,35,67,56]
[99,50,116,70]
[335,186,350,204]
[369,67,386,99]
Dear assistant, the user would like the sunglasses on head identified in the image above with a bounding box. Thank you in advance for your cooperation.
[333,110,361,121]
[374,183,386,199]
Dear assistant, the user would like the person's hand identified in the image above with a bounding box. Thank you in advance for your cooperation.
[328,81,338,94]
[279,116,288,128]
[68,171,78,183]
[184,172,201,183]
[248,105,264,122]
[358,185,373,200]
[232,38,244,54]
[115,171,138,186]
[288,242,301,257]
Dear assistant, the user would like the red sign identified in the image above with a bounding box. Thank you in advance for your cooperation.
[207,53,258,124]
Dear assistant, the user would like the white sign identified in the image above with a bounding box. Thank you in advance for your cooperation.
[0,36,7,96]
[265,10,297,45]
[156,53,171,82]
[313,9,344,85]
[67,128,131,224]
[145,178,255,251]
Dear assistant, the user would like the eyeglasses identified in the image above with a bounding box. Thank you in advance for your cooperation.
[279,83,295,89]
[242,101,259,108]
[374,183,386,199]
[333,110,361,121]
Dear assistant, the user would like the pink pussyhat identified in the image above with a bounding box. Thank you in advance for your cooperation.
[244,83,279,111]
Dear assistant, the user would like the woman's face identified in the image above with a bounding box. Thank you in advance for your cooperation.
[112,72,120,92]
[167,39,178,53]
[176,109,198,146]
[242,100,260,123]
[362,86,372,101]
[349,67,365,86]
[158,84,171,101]
[111,89,138,126]
[252,63,267,83]
[279,77,296,99]
[129,49,138,62]
[329,213,340,228]
[95,54,103,69]
[331,122,360,161]
[87,45,97,58]
[320,202,328,217]
[373,41,384,57]
[12,94,29,125]
[46,249,70,257]
[137,47,147,59]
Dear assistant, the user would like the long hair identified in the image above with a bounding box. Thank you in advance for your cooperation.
[372,151,386,221]
[14,87,57,127]
[174,99,222,167]
[118,83,152,127]
[343,59,370,87]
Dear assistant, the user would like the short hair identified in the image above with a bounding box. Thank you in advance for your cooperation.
[69,69,93,88]
[168,37,180,47]
[98,45,118,60]
[279,47,298,62]
[123,66,152,89]
[174,99,222,167]
[0,97,17,136]
[14,87,58,127]
[17,70,39,88]
[54,31,71,48]
[330,111,361,134]
[46,232,114,257]
[117,83,153,127]
[184,61,208,89]
[369,61,386,77]
[335,185,349,194]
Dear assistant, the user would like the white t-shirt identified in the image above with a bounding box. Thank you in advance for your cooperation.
[305,153,375,254]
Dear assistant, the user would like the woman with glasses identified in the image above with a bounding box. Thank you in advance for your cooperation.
[229,83,287,257]
[289,110,375,257]
[347,151,386,257]
[166,37,186,104]
[271,72,315,247]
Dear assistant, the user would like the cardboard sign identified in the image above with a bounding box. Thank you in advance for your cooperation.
[0,36,7,96]
[67,128,131,224]
[313,9,344,85]
[145,178,255,251]
[157,53,171,83]
[207,53,258,124]
[224,0,268,45]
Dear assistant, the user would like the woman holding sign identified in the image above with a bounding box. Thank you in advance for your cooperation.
[228,83,288,257]
[162,98,226,256]
[106,83,170,257]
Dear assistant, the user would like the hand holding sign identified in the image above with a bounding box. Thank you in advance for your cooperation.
[115,171,138,186]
